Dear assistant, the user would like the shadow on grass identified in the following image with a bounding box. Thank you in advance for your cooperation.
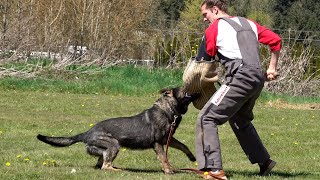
[118,167,199,174]
[225,169,317,178]
[99,166,318,178]
[119,168,163,173]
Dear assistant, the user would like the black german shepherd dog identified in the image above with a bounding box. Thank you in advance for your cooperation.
[37,87,199,174]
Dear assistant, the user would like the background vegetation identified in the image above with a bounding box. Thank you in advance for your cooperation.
[0,0,319,97]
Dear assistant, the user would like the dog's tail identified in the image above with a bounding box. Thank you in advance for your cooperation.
[37,133,85,147]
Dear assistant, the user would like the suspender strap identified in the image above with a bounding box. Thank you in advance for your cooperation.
[219,17,252,32]
[219,16,261,68]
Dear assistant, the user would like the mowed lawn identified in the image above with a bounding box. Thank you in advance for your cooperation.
[0,89,319,180]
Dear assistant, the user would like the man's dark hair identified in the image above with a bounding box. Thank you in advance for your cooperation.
[201,0,228,13]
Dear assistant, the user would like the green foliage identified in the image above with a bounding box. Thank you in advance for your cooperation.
[159,0,185,21]
[247,10,272,27]
[287,0,320,31]
[273,0,320,31]
[179,0,204,32]
[229,0,251,16]
[229,0,275,27]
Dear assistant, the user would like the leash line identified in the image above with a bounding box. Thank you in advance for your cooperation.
[165,115,178,166]
[165,115,218,178]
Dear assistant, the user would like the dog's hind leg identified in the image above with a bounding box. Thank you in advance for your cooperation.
[100,148,120,171]
[95,156,103,169]
[86,137,120,171]
[154,142,174,174]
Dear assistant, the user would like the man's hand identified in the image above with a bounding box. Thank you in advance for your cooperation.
[266,68,278,81]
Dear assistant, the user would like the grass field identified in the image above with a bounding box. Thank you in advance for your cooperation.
[0,88,319,180]
[0,64,319,179]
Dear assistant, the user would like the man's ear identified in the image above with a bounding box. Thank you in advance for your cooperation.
[212,6,218,15]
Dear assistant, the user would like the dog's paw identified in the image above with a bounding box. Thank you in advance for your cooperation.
[164,168,174,174]
[101,164,121,171]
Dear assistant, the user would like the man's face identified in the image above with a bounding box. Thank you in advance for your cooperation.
[201,4,217,24]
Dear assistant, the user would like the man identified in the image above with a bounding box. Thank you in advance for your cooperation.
[195,0,281,179]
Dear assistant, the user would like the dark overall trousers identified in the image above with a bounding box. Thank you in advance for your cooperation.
[195,17,270,170]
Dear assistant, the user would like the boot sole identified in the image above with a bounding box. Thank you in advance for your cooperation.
[260,161,276,176]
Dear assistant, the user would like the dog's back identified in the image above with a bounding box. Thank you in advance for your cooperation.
[88,110,155,149]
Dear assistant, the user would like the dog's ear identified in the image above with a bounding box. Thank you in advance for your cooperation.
[162,90,173,97]
[159,87,174,97]
[165,90,174,97]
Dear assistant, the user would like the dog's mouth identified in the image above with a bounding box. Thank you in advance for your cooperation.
[178,92,200,114]
[184,92,200,102]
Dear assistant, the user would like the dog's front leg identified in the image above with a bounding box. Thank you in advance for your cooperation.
[154,142,174,174]
[169,137,196,162]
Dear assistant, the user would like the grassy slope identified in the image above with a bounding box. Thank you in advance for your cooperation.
[0,89,319,180]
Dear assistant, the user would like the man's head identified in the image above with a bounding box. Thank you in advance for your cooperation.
[201,0,229,23]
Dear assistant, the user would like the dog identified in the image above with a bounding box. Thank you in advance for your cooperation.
[37,87,199,174]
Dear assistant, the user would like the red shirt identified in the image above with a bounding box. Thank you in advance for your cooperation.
[205,17,282,59]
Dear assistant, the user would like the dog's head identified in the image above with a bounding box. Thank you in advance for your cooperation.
[159,86,200,115]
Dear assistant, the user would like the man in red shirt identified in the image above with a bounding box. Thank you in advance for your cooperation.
[194,0,281,179]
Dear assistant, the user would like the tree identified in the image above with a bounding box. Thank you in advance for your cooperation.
[229,0,275,27]
[273,0,320,31]
[286,0,320,31]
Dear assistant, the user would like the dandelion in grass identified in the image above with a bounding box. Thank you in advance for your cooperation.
[43,159,57,167]
[122,148,127,152]
[5,162,11,167]
[24,157,30,162]
[16,154,22,158]
[195,162,198,167]
[294,142,299,145]
[51,160,57,166]
[89,123,94,127]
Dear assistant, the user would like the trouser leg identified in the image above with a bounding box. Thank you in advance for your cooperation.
[195,82,252,170]
[229,89,270,164]
[195,66,265,170]
[196,104,222,170]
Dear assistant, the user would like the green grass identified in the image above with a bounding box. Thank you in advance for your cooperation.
[0,89,319,180]
[0,65,184,96]
[0,65,319,179]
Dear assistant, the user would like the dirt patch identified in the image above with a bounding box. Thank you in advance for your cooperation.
[265,99,320,110]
